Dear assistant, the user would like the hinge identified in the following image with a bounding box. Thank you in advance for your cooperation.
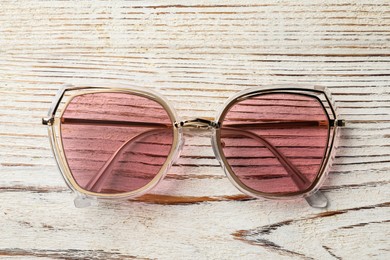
[336,119,346,127]
[330,119,346,127]
[42,117,54,125]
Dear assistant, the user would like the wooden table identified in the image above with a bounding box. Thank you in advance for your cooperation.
[0,1,389,259]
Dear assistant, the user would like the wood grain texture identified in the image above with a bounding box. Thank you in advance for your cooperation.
[0,0,389,259]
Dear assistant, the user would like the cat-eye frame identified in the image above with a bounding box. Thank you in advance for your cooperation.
[42,84,345,208]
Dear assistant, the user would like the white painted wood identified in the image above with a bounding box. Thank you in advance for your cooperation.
[0,0,389,259]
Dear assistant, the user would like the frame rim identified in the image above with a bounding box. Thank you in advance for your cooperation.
[47,84,183,199]
[44,84,343,205]
[212,86,340,201]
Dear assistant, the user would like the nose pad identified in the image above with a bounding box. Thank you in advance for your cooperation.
[211,133,222,164]
[211,133,230,180]
[172,135,185,164]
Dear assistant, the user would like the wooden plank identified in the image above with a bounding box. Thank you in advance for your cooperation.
[0,0,389,259]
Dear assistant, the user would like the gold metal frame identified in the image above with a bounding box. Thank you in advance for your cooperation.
[43,84,345,208]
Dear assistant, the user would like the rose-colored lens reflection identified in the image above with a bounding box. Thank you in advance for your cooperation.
[60,92,173,194]
[220,93,329,194]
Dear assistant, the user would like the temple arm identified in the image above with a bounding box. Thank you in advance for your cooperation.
[221,127,328,208]
[85,128,169,193]
[222,127,309,188]
[222,120,329,207]
[87,126,313,193]
[62,117,328,207]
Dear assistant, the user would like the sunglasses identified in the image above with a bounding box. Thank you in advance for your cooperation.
[42,84,345,208]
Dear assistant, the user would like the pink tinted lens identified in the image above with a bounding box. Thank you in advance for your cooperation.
[60,92,174,194]
[220,93,329,194]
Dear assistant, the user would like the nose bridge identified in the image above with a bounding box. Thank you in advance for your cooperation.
[176,118,219,129]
